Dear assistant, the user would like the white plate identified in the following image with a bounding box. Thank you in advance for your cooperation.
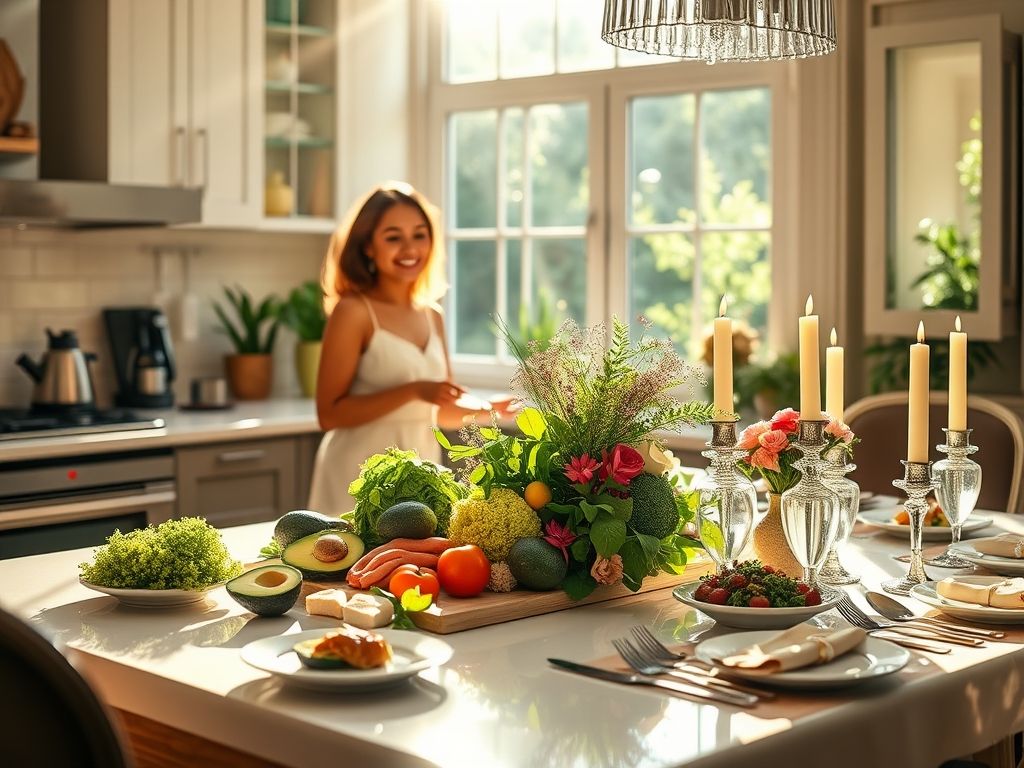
[947,539,1024,576]
[910,578,1024,624]
[673,583,843,630]
[241,628,453,691]
[694,631,909,690]
[856,508,993,540]
[79,578,223,607]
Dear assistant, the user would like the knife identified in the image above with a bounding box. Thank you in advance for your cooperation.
[867,631,951,654]
[548,658,758,708]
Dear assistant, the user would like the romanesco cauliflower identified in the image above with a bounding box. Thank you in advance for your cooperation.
[447,488,541,561]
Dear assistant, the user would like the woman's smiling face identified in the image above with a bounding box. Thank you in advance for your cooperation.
[365,203,432,285]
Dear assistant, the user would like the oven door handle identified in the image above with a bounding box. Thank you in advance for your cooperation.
[0,486,177,531]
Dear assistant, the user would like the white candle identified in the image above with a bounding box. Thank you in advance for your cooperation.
[948,316,967,431]
[798,295,822,420]
[825,327,844,422]
[908,321,930,463]
[713,296,733,419]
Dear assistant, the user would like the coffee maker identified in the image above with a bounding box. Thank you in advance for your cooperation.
[104,308,176,408]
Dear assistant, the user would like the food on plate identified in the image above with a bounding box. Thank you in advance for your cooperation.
[973,533,1024,559]
[447,488,542,561]
[78,517,242,590]
[937,577,1024,609]
[346,537,454,589]
[506,537,567,591]
[293,626,393,670]
[225,564,302,617]
[693,561,820,608]
[486,561,517,593]
[273,509,352,549]
[523,481,552,511]
[892,497,948,527]
[343,593,396,629]
[281,530,365,578]
[305,588,349,619]
[376,501,438,541]
[348,448,468,547]
[627,472,680,539]
[388,564,440,600]
[437,544,491,597]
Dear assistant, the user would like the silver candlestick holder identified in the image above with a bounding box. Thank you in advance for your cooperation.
[819,443,861,585]
[929,429,982,568]
[696,420,758,574]
[882,460,936,596]
[780,419,841,586]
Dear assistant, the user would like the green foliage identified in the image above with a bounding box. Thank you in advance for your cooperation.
[278,280,327,342]
[213,285,281,354]
[495,289,561,353]
[734,353,800,417]
[79,517,242,590]
[912,221,979,310]
[865,336,997,394]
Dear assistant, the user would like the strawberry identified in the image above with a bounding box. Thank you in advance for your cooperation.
[803,588,822,606]
[708,587,730,605]
[748,595,771,608]
[694,583,714,602]
[796,582,811,595]
[727,573,747,590]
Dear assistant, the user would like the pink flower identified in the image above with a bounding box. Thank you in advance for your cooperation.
[758,429,790,454]
[738,421,770,450]
[825,417,854,444]
[564,454,600,484]
[750,446,781,472]
[590,554,624,586]
[599,444,646,486]
[543,519,577,562]
[770,408,800,434]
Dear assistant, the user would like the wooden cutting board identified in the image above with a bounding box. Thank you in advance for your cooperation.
[299,554,714,634]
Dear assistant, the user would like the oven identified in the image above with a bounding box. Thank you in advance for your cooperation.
[0,449,176,559]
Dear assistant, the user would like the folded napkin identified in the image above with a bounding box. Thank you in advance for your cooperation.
[937,577,1024,609]
[973,534,1024,560]
[715,625,867,675]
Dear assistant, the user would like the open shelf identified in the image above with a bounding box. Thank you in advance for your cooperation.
[265,80,331,95]
[0,136,39,155]
[265,136,333,149]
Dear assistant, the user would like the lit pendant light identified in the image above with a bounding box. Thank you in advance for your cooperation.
[602,0,837,63]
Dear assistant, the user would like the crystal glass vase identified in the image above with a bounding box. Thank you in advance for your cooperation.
[929,429,982,568]
[697,421,758,573]
[818,445,861,585]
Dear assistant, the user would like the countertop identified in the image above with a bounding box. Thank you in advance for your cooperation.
[4,513,1024,768]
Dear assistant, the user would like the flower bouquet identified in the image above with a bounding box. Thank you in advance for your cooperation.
[436,318,716,600]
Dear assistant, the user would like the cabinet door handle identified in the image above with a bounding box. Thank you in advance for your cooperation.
[217,449,266,463]
[175,126,187,186]
[195,127,209,188]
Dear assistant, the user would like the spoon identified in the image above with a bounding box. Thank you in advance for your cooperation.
[866,592,1006,639]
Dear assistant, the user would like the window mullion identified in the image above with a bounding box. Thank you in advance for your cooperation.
[692,91,704,360]
[522,105,533,317]
[496,108,508,360]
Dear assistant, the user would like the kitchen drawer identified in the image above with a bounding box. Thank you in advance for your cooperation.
[175,437,298,527]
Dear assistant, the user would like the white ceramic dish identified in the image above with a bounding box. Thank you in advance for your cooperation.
[946,539,1024,576]
[910,578,1024,624]
[241,629,453,691]
[694,631,909,690]
[856,508,992,540]
[673,583,843,629]
[79,578,223,607]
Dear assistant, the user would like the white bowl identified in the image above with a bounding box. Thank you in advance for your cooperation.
[673,582,844,629]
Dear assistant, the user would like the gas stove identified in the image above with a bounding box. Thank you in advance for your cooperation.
[0,408,165,441]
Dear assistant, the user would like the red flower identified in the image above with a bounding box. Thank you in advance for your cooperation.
[600,444,646,486]
[544,519,577,562]
[564,454,600,484]
[770,408,800,434]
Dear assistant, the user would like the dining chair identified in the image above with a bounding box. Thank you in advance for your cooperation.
[0,607,130,767]
[844,392,1024,515]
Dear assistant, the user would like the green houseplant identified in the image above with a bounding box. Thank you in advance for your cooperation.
[734,353,800,419]
[278,281,327,398]
[213,286,281,400]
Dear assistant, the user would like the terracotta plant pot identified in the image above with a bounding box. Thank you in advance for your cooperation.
[751,491,802,578]
[225,353,273,400]
[294,340,321,398]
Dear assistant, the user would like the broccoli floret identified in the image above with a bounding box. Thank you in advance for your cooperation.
[628,472,679,539]
[447,488,542,561]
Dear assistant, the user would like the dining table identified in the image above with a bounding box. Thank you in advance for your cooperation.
[2,501,1023,768]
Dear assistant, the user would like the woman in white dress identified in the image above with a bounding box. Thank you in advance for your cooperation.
[308,182,490,515]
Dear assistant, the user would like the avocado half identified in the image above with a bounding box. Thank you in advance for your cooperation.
[281,530,365,579]
[273,509,352,549]
[226,564,303,617]
[293,637,349,670]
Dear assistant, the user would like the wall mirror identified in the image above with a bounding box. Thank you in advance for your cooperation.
[864,16,1020,340]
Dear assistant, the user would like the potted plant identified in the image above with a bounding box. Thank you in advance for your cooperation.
[734,353,800,419]
[213,286,281,400]
[278,280,327,398]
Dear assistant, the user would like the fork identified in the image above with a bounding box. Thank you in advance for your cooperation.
[836,598,983,647]
[611,638,760,707]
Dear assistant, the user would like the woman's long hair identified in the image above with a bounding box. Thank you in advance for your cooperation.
[321,181,448,314]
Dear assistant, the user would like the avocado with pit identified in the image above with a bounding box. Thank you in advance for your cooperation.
[225,564,303,617]
[273,509,352,549]
[281,530,365,579]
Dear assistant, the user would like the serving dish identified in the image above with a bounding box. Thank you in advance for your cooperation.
[79,578,223,607]
[857,508,992,540]
[673,582,843,629]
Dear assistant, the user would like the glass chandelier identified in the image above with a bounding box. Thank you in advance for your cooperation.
[601,0,837,63]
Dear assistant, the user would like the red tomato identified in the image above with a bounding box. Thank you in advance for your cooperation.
[437,544,490,598]
[388,565,440,599]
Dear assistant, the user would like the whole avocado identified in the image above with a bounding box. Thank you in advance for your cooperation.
[376,501,438,540]
[273,510,352,549]
[507,537,567,591]
[628,472,679,539]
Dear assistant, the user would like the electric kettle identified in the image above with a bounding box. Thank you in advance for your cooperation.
[15,329,97,412]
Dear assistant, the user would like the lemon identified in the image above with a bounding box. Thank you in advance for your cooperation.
[523,481,552,511]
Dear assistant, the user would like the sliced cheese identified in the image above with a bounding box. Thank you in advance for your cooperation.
[343,593,395,630]
[937,578,992,606]
[990,578,1024,609]
[305,588,348,619]
[974,534,1024,560]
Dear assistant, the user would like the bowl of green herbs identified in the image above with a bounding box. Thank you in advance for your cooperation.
[79,518,242,607]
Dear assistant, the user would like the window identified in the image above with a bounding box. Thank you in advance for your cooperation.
[424,1,788,381]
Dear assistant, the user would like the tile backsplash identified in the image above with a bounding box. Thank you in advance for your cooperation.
[0,227,329,408]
